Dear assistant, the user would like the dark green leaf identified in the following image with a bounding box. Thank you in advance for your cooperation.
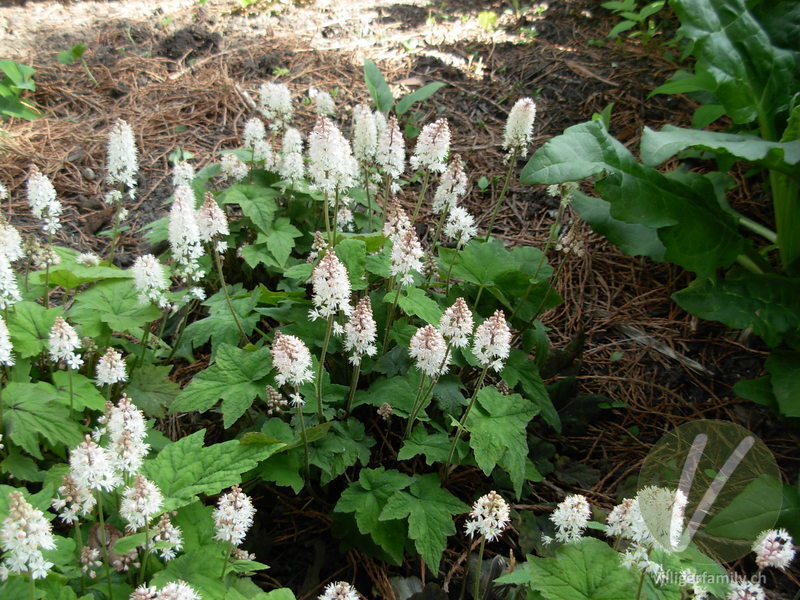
[221,184,279,233]
[335,239,368,290]
[672,270,800,347]
[363,59,394,113]
[765,350,800,417]
[309,418,374,485]
[395,82,446,116]
[334,467,414,564]
[3,382,83,458]
[394,287,443,325]
[142,429,283,511]
[521,120,742,277]
[263,217,302,267]
[464,386,539,497]
[397,426,451,465]
[125,364,181,418]
[380,473,469,571]
[7,301,62,358]
[705,474,784,540]
[69,279,161,337]
[170,344,272,427]
[52,371,106,412]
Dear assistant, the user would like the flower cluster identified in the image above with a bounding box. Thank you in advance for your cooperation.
[472,310,511,371]
[213,485,255,547]
[464,491,510,542]
[549,494,591,544]
[409,325,450,377]
[1,491,56,580]
[270,331,313,387]
[0,316,14,366]
[319,581,360,600]
[503,97,537,157]
[132,254,171,309]
[168,184,204,282]
[106,118,139,196]
[309,249,352,321]
[439,297,473,348]
[410,118,450,173]
[307,116,357,198]
[259,82,293,130]
[49,317,83,369]
[96,347,128,387]
[131,580,201,600]
[343,296,377,364]
[26,165,63,234]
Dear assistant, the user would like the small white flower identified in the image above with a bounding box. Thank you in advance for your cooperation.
[0,218,24,263]
[213,485,255,547]
[26,165,63,234]
[51,472,96,524]
[96,393,150,475]
[76,252,101,267]
[464,491,510,542]
[343,297,377,364]
[550,494,591,544]
[0,257,22,312]
[69,435,121,493]
[753,528,795,570]
[432,155,468,215]
[243,117,266,150]
[151,513,183,561]
[107,119,139,196]
[169,184,204,282]
[352,104,378,164]
[95,347,127,386]
[221,153,250,181]
[727,577,765,600]
[319,581,359,600]
[376,115,405,185]
[439,298,473,348]
[172,161,195,188]
[0,316,14,367]
[309,87,336,117]
[444,206,477,247]
[472,310,511,372]
[131,254,171,309]
[503,98,537,157]
[120,475,163,532]
[409,325,450,377]
[259,82,293,131]
[310,249,352,320]
[159,580,202,600]
[278,127,305,184]
[410,118,450,174]
[196,194,229,252]
[48,317,83,369]
[270,331,313,387]
[1,491,56,580]
[389,227,424,286]
[307,116,357,197]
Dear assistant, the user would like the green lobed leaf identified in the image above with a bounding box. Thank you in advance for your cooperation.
[363,59,394,113]
[502,349,560,432]
[309,418,375,485]
[7,301,62,358]
[521,120,743,277]
[496,538,640,600]
[380,473,469,571]
[150,547,228,598]
[255,419,306,493]
[69,279,161,338]
[124,364,181,418]
[262,217,302,267]
[170,344,272,427]
[221,184,279,233]
[334,467,414,564]
[395,287,444,325]
[397,426,452,465]
[705,474,784,539]
[142,429,284,511]
[2,382,83,458]
[464,386,540,497]
[52,371,106,412]
[356,372,424,416]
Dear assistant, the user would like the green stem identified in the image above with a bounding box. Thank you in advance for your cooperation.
[381,285,403,355]
[44,233,52,309]
[315,315,334,421]
[634,570,646,600]
[139,521,150,586]
[75,522,85,595]
[296,389,311,484]
[736,213,778,244]
[68,368,74,413]
[771,169,800,271]
[363,165,373,232]
[404,341,452,439]
[735,253,765,275]
[134,326,151,373]
[443,366,489,483]
[167,296,195,361]
[345,361,362,415]
[330,189,341,246]
[474,536,487,600]
[213,249,249,344]
[96,495,114,600]
[444,242,460,295]
[484,147,518,240]
[221,540,233,581]
[473,285,485,312]
[403,373,428,440]
[29,573,35,600]
[324,195,332,246]
[411,170,431,224]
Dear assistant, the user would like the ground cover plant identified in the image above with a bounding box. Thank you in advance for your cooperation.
[0,0,798,599]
